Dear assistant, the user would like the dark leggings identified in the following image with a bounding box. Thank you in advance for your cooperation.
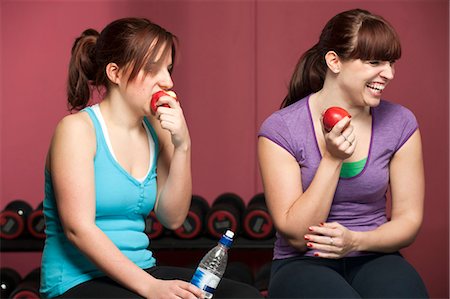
[56,265,262,298]
[269,253,428,298]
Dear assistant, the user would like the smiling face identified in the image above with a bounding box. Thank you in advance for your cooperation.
[338,58,395,107]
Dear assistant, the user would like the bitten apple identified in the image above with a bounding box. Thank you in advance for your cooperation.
[322,107,351,132]
[150,90,178,113]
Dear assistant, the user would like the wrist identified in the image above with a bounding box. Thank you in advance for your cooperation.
[139,275,158,298]
[321,153,343,169]
[174,141,191,152]
[352,231,364,252]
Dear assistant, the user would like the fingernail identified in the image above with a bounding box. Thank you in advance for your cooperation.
[308,226,313,231]
[304,235,310,240]
[320,222,324,226]
[307,243,313,247]
[314,253,319,257]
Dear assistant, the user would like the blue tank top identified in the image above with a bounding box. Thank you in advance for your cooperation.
[40,107,158,298]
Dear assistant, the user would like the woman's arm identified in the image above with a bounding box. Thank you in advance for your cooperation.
[149,95,192,229]
[355,129,425,251]
[258,119,352,251]
[307,130,425,258]
[50,113,201,299]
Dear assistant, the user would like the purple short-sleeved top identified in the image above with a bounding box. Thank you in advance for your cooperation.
[258,95,418,259]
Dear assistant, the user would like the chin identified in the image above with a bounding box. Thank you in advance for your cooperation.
[367,99,382,107]
[361,93,382,108]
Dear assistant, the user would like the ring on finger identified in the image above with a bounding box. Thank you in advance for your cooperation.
[342,134,352,145]
[329,237,334,245]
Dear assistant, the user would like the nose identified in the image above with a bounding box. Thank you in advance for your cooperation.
[159,70,174,90]
[380,62,395,80]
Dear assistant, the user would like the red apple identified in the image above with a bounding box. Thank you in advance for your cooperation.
[322,107,351,132]
[151,90,178,113]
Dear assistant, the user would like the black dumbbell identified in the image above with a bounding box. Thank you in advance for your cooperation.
[173,195,209,239]
[243,193,275,240]
[223,262,254,286]
[9,268,40,299]
[254,262,272,298]
[206,193,245,239]
[0,200,33,240]
[27,202,46,239]
[0,267,22,299]
[145,211,165,239]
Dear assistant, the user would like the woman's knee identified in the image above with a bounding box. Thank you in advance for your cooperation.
[351,254,428,298]
[268,260,360,298]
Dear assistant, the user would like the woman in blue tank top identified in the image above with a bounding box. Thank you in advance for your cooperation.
[258,9,428,298]
[40,17,262,299]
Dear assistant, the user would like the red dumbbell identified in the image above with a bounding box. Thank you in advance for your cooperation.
[1,267,22,299]
[243,193,275,240]
[10,268,40,299]
[206,193,245,239]
[174,195,209,239]
[145,211,165,240]
[27,202,46,239]
[1,200,33,240]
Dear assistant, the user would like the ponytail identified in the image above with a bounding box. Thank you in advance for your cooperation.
[67,29,99,111]
[281,44,326,108]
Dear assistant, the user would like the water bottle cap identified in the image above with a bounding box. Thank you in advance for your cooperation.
[219,230,234,247]
[225,230,234,238]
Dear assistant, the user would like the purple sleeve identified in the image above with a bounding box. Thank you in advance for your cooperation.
[395,105,419,152]
[258,112,296,157]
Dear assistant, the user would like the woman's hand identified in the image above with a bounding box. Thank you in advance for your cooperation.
[155,95,191,150]
[146,279,204,299]
[304,222,357,259]
[321,116,356,160]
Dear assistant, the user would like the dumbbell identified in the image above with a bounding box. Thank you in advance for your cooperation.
[0,200,33,240]
[9,268,40,299]
[173,195,209,239]
[254,262,272,298]
[27,202,46,239]
[1,268,22,299]
[243,193,275,240]
[145,211,165,239]
[223,262,254,286]
[206,193,245,239]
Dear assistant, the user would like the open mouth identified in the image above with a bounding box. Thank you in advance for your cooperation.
[366,83,385,95]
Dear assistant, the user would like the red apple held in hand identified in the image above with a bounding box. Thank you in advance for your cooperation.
[151,90,178,113]
[322,107,351,132]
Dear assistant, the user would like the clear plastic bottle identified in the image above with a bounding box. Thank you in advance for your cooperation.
[190,230,234,299]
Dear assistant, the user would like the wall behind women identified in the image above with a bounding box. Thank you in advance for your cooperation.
[1,1,448,297]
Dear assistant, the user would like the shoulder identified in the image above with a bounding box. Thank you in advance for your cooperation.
[52,110,96,149]
[258,98,310,158]
[375,100,417,124]
[374,100,418,151]
[260,99,309,133]
[55,111,94,136]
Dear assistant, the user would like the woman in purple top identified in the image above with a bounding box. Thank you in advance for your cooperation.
[258,9,428,298]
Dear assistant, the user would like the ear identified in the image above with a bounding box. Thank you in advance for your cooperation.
[105,62,121,84]
[325,51,341,74]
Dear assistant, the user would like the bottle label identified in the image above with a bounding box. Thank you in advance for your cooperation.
[191,267,220,298]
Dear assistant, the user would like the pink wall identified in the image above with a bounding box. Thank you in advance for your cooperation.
[1,1,448,297]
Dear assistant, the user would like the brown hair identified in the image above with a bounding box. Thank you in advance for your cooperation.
[281,9,401,108]
[67,17,177,111]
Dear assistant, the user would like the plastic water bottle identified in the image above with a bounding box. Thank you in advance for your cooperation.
[190,230,234,299]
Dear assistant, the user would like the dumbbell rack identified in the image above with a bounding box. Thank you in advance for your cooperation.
[1,236,275,252]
